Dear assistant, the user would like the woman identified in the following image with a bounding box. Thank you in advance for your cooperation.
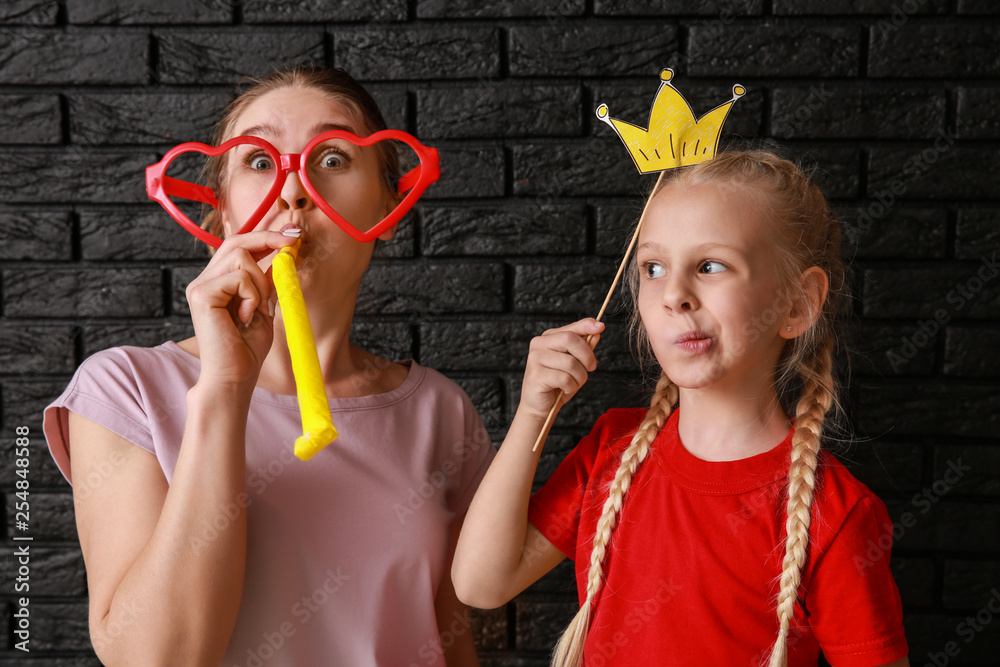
[43,66,493,666]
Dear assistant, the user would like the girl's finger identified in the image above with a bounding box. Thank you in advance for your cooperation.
[544,318,605,339]
[534,347,591,389]
[535,330,600,372]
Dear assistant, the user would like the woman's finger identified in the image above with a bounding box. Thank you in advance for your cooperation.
[208,230,300,273]
[188,268,262,325]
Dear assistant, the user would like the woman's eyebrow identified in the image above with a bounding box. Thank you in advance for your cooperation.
[310,122,357,136]
[235,121,280,138]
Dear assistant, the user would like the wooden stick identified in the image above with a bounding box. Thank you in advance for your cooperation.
[531,172,665,453]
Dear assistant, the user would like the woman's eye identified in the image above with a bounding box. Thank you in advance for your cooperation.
[699,260,728,274]
[321,154,343,169]
[645,262,666,279]
[245,153,272,171]
[314,149,348,170]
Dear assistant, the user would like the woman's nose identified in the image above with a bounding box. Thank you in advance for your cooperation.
[278,170,315,211]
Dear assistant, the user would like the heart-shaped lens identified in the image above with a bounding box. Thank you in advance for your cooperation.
[299,133,425,240]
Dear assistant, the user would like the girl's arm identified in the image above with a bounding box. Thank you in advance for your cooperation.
[435,515,479,666]
[452,318,604,609]
[70,230,297,666]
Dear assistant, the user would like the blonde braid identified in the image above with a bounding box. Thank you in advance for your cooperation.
[766,334,836,667]
[551,373,678,667]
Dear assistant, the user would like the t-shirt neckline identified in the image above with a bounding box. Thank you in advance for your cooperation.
[161,340,423,412]
[658,408,795,494]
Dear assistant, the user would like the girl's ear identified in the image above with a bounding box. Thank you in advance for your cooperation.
[782,266,829,339]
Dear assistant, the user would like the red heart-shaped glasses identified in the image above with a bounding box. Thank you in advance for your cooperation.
[146,129,441,249]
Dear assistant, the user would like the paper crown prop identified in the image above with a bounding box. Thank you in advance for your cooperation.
[596,68,745,173]
[531,69,745,452]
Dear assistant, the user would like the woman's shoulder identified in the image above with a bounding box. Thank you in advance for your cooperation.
[44,341,197,484]
[75,340,199,387]
[406,361,477,407]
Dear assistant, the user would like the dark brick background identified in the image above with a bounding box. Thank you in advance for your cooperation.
[1,1,999,665]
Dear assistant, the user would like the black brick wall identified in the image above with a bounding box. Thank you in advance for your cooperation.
[1,1,998,665]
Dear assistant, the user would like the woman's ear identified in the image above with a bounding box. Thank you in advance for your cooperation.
[219,207,233,238]
[377,224,397,242]
[377,190,404,241]
[782,266,829,339]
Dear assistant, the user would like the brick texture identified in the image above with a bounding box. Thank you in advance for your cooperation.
[509,23,678,77]
[0,30,147,84]
[66,0,232,24]
[1,6,997,665]
[0,94,60,144]
[688,24,859,77]
[0,1,58,25]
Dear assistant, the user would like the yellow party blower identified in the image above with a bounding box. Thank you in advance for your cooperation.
[271,242,337,460]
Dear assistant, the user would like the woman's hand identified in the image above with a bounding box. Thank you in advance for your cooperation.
[185,230,299,388]
[518,318,604,421]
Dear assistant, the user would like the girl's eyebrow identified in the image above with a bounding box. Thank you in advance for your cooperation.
[638,241,744,255]
[698,242,745,256]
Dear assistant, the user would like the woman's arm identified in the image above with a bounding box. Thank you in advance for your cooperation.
[70,230,297,666]
[71,383,253,666]
[452,318,603,609]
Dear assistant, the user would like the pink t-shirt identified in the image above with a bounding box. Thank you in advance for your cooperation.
[43,341,495,667]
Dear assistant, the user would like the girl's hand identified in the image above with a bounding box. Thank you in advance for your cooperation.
[185,230,299,389]
[519,318,605,421]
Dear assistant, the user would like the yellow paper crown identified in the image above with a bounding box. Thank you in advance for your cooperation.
[596,69,745,173]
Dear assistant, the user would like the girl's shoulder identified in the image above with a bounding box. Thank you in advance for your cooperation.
[583,407,650,453]
[812,448,894,544]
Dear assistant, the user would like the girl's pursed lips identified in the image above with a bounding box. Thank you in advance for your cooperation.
[673,330,713,354]
[673,330,712,344]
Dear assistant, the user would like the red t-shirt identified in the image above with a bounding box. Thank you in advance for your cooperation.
[528,408,908,667]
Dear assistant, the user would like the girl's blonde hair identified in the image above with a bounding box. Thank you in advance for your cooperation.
[200,65,400,242]
[552,150,845,667]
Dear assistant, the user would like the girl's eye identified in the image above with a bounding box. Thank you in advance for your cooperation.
[699,260,728,274]
[321,154,342,169]
[644,262,666,279]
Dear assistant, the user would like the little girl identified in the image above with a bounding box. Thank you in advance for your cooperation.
[453,151,910,667]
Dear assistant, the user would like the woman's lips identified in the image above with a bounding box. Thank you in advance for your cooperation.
[674,330,713,353]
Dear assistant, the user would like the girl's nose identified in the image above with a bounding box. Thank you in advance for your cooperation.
[278,171,315,211]
[662,275,698,312]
